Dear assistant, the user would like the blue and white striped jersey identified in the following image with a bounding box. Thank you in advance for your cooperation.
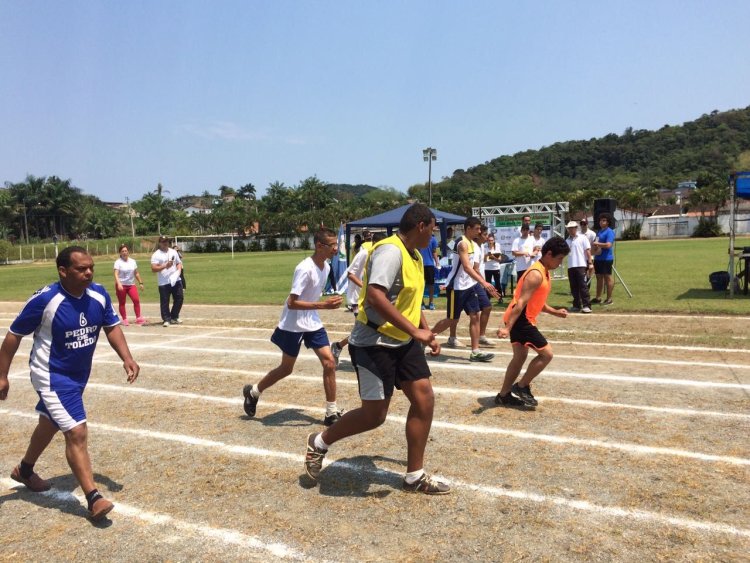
[9,282,120,388]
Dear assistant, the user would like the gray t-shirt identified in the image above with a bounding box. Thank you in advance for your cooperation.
[349,243,410,348]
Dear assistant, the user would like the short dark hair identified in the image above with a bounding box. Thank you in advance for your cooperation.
[520,224,530,231]
[534,223,544,230]
[372,232,386,243]
[314,228,337,245]
[480,225,488,233]
[541,236,570,258]
[464,216,481,230]
[522,215,531,222]
[399,203,435,232]
[118,243,129,253]
[599,213,612,224]
[57,245,88,269]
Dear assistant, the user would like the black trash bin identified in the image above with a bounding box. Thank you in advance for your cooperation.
[709,271,729,291]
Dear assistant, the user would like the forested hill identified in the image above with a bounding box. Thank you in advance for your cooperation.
[417,106,750,214]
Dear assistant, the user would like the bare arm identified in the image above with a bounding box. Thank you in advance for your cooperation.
[104,325,140,384]
[287,293,342,310]
[347,273,364,288]
[114,268,123,290]
[0,332,24,400]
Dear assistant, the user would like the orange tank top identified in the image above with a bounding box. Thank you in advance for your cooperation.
[502,261,550,326]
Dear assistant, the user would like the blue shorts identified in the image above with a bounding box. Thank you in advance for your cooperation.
[35,383,87,432]
[271,327,330,357]
[474,283,491,309]
[445,287,480,319]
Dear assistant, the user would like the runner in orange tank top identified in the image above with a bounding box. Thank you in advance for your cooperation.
[494,237,570,408]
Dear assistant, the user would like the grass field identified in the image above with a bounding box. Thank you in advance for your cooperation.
[1,237,749,314]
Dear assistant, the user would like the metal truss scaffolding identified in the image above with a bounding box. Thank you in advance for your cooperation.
[472,201,570,238]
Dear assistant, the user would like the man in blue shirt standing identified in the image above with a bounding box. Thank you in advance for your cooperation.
[592,213,616,305]
[0,246,140,521]
[419,232,439,310]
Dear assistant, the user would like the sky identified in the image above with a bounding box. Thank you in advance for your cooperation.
[1,0,749,203]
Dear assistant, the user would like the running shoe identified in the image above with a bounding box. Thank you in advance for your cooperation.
[135,317,147,325]
[304,432,327,481]
[494,393,530,408]
[89,496,114,521]
[478,335,492,346]
[469,351,494,362]
[603,299,613,306]
[402,473,451,495]
[512,383,538,407]
[242,384,259,417]
[323,410,344,427]
[10,465,51,492]
[445,337,463,348]
[581,307,592,314]
[331,342,342,367]
[421,304,426,310]
[568,307,581,313]
[428,303,435,310]
[591,298,602,304]
[162,321,170,327]
[171,318,183,324]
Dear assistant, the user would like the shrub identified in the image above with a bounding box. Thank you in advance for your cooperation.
[204,240,219,253]
[0,240,13,262]
[233,240,246,252]
[249,239,262,252]
[621,222,642,241]
[299,237,311,250]
[219,242,232,252]
[692,217,722,238]
[265,237,278,252]
[279,240,291,251]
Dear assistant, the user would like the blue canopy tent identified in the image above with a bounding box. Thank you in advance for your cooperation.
[345,204,466,261]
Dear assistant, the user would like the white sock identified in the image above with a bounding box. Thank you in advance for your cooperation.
[250,384,260,399]
[314,433,329,451]
[472,349,481,354]
[325,401,338,416]
[404,469,425,484]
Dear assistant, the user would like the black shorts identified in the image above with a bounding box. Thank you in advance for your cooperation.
[594,260,613,275]
[349,339,431,400]
[509,306,548,350]
[423,265,436,285]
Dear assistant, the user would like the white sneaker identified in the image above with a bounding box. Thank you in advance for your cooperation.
[478,335,492,346]
[163,321,170,327]
[581,307,592,314]
[445,337,463,348]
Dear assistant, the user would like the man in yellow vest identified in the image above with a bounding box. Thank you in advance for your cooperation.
[304,203,450,494]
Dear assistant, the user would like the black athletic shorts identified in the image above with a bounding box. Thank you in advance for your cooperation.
[423,265,436,285]
[349,339,431,400]
[509,306,548,350]
[594,260,613,275]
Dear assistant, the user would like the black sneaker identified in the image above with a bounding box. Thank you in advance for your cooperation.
[494,393,530,408]
[402,473,451,495]
[304,432,327,481]
[591,298,602,304]
[512,383,538,407]
[323,410,344,426]
[242,384,258,417]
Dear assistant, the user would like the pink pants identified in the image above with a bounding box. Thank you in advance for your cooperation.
[116,284,141,320]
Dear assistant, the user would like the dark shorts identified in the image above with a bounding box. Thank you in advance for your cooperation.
[423,265,435,285]
[349,339,431,400]
[271,327,329,357]
[474,282,491,309]
[509,306,548,350]
[594,260,613,275]
[446,287,480,319]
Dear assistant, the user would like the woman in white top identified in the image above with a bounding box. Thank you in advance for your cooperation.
[483,233,503,299]
[113,244,145,326]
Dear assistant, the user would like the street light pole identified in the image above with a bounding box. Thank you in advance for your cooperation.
[422,147,437,207]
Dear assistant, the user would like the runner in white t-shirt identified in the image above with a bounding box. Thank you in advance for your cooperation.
[243,228,345,426]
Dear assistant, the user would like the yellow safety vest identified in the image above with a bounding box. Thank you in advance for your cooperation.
[357,234,424,341]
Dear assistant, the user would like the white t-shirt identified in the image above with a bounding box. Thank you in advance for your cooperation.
[483,242,502,271]
[582,228,596,245]
[529,235,545,265]
[114,258,138,286]
[151,248,182,287]
[445,238,477,290]
[473,240,486,276]
[511,236,534,272]
[278,257,330,332]
[566,232,591,268]
[346,247,369,307]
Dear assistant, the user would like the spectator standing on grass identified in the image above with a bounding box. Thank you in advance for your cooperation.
[495,237,569,408]
[243,228,345,427]
[473,225,494,347]
[565,221,593,313]
[0,246,139,521]
[592,213,615,305]
[150,236,183,327]
[511,224,534,280]
[113,244,146,326]
[580,218,596,246]
[483,232,503,301]
[420,232,440,311]
[304,203,450,494]
[529,223,545,265]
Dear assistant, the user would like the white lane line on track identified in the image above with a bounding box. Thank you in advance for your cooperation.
[0,478,310,560]
[119,332,750,371]
[89,359,750,419]
[2,409,748,540]
[10,375,749,466]
[94,344,750,390]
